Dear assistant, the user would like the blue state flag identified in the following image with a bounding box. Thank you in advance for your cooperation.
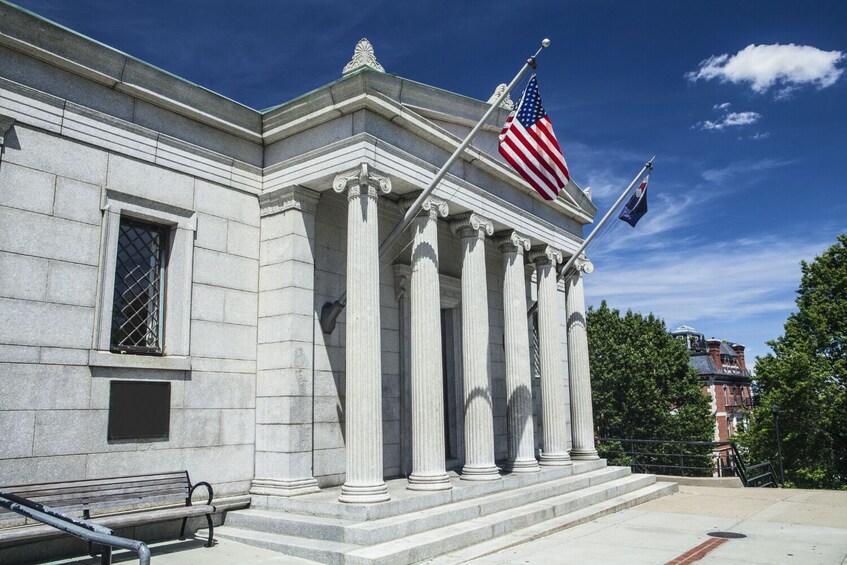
[619,175,649,227]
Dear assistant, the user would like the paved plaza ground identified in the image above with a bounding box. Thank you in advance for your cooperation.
[49,484,847,565]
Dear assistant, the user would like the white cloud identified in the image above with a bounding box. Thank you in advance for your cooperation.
[713,102,731,111]
[695,111,762,131]
[701,158,790,184]
[584,236,836,360]
[686,43,845,95]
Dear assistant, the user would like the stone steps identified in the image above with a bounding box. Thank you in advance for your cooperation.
[248,458,608,521]
[342,475,664,565]
[224,507,354,542]
[203,465,676,564]
[210,527,359,565]
[425,481,678,564]
[343,466,632,545]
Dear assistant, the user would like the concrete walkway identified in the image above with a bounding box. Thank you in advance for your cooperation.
[461,485,847,564]
[50,485,847,565]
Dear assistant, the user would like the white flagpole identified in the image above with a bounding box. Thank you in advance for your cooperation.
[557,157,654,281]
[320,39,552,334]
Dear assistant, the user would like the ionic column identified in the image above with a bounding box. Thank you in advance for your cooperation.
[451,213,500,481]
[407,196,452,491]
[335,163,392,503]
[497,231,540,473]
[530,246,573,467]
[566,257,599,460]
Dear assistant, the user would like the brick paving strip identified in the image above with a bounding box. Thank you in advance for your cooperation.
[665,537,729,564]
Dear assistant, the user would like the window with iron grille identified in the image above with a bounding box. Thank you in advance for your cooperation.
[110,218,168,354]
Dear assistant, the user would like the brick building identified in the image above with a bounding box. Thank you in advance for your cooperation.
[671,325,753,442]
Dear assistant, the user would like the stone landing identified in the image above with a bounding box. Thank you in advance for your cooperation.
[203,461,677,564]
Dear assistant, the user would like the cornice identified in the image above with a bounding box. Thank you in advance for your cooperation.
[259,185,321,217]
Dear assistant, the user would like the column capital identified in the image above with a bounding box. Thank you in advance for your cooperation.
[259,185,321,217]
[450,212,494,239]
[333,163,392,199]
[573,256,594,274]
[403,194,449,219]
[529,245,563,267]
[496,230,531,255]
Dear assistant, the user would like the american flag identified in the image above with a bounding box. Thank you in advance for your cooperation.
[498,75,570,200]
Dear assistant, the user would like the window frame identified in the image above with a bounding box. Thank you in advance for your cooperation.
[110,217,169,355]
[90,190,195,370]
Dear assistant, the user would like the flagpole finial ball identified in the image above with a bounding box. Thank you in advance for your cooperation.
[542,38,551,48]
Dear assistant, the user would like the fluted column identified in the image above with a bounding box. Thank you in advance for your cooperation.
[406,196,452,491]
[335,163,392,503]
[566,257,599,460]
[497,231,540,473]
[530,246,572,466]
[451,213,500,481]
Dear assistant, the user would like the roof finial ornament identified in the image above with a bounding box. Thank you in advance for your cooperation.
[343,38,385,76]
[487,83,514,110]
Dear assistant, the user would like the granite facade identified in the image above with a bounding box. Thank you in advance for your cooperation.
[0,2,594,502]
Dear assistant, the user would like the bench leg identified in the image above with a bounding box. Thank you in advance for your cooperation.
[179,516,188,540]
[100,545,112,565]
[204,513,214,548]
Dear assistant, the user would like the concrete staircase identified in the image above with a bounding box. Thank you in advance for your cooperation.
[202,460,677,564]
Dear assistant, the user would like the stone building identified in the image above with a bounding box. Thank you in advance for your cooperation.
[0,3,604,506]
[671,325,753,442]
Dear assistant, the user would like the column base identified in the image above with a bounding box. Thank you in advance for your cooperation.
[539,453,573,466]
[459,464,502,481]
[570,448,600,460]
[250,477,320,497]
[339,481,391,504]
[407,472,453,491]
[504,458,540,473]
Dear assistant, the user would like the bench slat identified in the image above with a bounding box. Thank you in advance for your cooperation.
[9,480,189,499]
[0,472,192,516]
[0,505,214,546]
[2,476,188,497]
[1,472,188,491]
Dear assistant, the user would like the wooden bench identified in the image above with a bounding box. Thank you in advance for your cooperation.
[0,471,216,550]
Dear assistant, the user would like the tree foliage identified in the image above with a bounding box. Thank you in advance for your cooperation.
[737,234,847,489]
[587,302,713,446]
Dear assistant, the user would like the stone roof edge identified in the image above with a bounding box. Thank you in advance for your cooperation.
[262,71,596,224]
[0,1,263,141]
[0,1,596,223]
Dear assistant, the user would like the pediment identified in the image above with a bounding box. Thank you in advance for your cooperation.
[262,70,597,226]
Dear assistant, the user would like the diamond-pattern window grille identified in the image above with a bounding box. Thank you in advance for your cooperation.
[531,312,541,379]
[111,218,167,354]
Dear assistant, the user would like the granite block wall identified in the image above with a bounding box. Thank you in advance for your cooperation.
[0,124,259,496]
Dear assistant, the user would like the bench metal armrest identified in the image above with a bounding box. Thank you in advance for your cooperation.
[187,481,214,507]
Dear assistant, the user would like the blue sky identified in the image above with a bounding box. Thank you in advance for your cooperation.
[11,0,846,367]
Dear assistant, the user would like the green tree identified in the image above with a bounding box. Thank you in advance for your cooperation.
[587,302,713,472]
[737,235,847,489]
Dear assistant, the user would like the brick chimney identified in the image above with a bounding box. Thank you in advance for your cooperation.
[732,343,747,374]
[707,339,722,371]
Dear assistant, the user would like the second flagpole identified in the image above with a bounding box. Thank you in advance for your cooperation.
[557,157,655,282]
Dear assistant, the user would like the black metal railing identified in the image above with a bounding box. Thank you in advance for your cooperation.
[597,438,779,487]
[0,492,151,564]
